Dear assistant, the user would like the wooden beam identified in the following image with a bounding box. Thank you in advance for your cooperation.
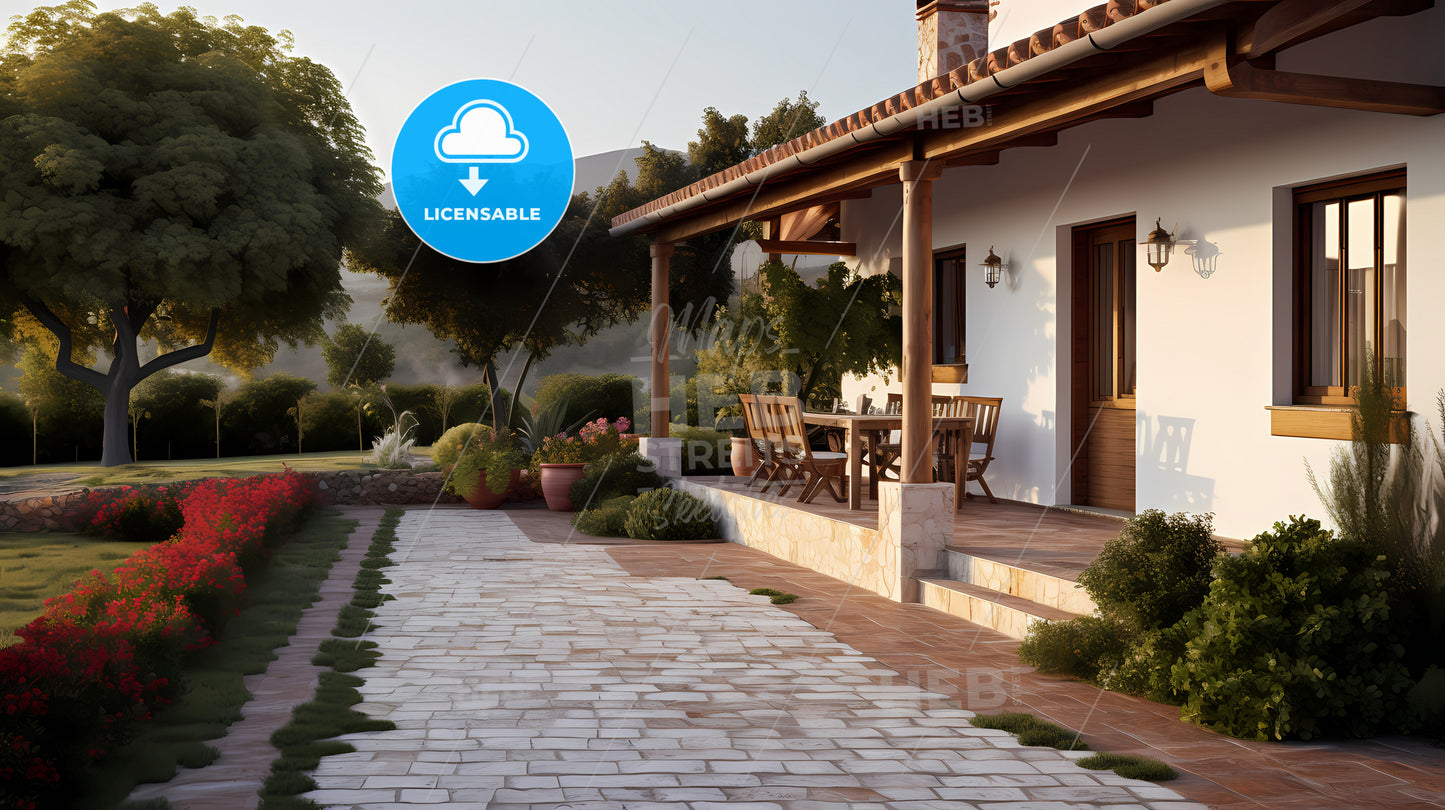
[920,41,1214,162]
[755,239,858,256]
[1243,0,1432,58]
[898,160,941,485]
[944,132,1059,167]
[649,242,673,438]
[1206,35,1445,115]
[651,140,914,243]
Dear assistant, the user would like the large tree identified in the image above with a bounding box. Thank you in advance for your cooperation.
[350,186,652,427]
[0,2,382,465]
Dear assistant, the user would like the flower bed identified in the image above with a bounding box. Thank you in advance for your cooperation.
[0,471,315,809]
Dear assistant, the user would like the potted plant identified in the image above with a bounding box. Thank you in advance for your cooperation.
[531,417,636,511]
[445,429,523,509]
[730,432,760,477]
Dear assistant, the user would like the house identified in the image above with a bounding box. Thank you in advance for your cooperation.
[611,0,1444,599]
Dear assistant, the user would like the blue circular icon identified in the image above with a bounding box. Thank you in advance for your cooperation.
[392,78,574,263]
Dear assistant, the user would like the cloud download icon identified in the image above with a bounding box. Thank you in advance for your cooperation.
[434,101,529,195]
[392,78,573,263]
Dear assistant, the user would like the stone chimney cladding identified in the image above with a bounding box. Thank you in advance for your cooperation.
[918,0,991,85]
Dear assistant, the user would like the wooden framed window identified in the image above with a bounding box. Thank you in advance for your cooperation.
[1087,221,1137,406]
[933,247,967,372]
[1293,170,1406,405]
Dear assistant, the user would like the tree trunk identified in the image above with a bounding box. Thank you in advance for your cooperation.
[101,382,135,466]
[22,296,219,468]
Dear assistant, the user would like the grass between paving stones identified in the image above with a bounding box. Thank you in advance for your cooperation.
[971,712,1090,750]
[1076,752,1179,781]
[749,587,799,604]
[970,712,1178,782]
[80,508,358,810]
[258,507,403,810]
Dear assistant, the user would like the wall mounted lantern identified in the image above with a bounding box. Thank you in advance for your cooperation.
[1145,218,1175,271]
[980,246,1006,288]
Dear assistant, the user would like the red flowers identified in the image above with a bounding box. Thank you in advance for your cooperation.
[0,471,315,808]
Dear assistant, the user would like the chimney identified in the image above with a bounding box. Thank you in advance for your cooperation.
[917,0,990,84]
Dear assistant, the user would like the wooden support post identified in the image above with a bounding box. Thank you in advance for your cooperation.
[650,242,674,438]
[899,160,941,484]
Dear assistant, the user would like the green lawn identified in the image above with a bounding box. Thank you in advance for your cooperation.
[0,532,151,648]
[0,447,436,489]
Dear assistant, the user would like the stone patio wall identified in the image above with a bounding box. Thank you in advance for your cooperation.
[0,492,90,532]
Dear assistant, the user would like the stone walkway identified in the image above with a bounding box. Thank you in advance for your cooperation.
[306,509,1200,809]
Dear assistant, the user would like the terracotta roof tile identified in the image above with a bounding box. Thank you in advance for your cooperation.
[1053,17,1082,47]
[1109,0,1137,24]
[610,0,1171,230]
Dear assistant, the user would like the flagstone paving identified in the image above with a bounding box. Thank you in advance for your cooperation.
[306,508,1202,809]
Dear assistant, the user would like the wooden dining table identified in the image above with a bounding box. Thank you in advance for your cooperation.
[802,412,974,510]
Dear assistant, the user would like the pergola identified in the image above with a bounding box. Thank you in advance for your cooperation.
[611,0,1442,555]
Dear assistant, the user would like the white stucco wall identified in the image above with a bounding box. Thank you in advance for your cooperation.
[840,8,1445,540]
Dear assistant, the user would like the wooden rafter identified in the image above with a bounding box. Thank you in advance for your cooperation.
[1206,32,1445,115]
[754,239,858,256]
[920,41,1214,162]
[653,141,913,243]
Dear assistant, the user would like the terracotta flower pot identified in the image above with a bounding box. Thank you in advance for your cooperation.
[730,436,760,477]
[539,462,587,511]
[463,468,520,510]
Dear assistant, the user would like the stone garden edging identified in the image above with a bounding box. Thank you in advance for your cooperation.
[0,470,462,532]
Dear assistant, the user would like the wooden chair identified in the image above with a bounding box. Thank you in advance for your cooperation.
[737,393,781,489]
[752,395,796,494]
[872,394,958,491]
[768,396,847,504]
[951,395,1002,503]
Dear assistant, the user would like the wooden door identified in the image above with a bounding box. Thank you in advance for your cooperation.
[1071,219,1136,511]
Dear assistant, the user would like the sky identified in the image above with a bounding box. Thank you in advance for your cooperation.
[40,0,1084,179]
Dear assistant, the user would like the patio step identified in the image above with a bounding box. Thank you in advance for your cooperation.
[941,547,1097,616]
[916,578,1081,640]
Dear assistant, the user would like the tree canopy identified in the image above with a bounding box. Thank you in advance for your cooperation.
[323,323,395,389]
[696,261,901,408]
[750,91,826,152]
[0,2,382,464]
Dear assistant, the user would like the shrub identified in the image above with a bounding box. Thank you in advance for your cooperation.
[446,431,523,497]
[130,371,224,461]
[533,373,636,430]
[1018,615,1133,683]
[1169,516,1413,740]
[1076,510,1223,632]
[298,390,379,453]
[573,496,635,538]
[82,484,190,544]
[1112,622,1192,703]
[530,417,635,469]
[220,374,317,456]
[568,452,665,508]
[624,488,716,541]
[431,423,485,469]
[670,423,731,473]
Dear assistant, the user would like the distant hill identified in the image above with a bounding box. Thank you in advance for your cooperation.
[572,147,655,196]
